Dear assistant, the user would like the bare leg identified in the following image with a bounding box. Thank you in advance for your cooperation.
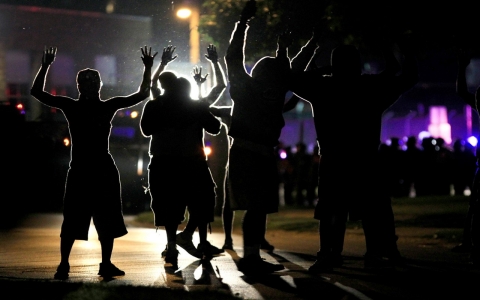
[100,238,114,264]
[59,237,75,265]
[222,176,234,249]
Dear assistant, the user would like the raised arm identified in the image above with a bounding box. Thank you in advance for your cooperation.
[456,49,477,109]
[195,44,227,105]
[106,46,156,109]
[290,27,320,73]
[225,0,256,83]
[30,46,74,107]
[151,45,177,98]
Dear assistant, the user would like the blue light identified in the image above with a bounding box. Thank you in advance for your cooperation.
[467,136,478,147]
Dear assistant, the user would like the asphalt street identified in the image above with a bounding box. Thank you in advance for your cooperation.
[1,213,480,299]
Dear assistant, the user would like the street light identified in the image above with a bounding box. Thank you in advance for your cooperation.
[175,1,200,64]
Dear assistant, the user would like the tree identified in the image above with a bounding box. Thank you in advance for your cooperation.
[199,0,480,63]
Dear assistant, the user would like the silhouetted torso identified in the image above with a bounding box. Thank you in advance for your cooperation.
[292,73,409,160]
[57,97,120,162]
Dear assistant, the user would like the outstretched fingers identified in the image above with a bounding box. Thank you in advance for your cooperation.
[42,46,57,65]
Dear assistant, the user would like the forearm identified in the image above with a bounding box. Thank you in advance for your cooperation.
[139,66,152,97]
[226,21,248,67]
[197,83,202,100]
[290,37,319,72]
[213,62,226,89]
[150,62,166,98]
[207,62,227,105]
[30,65,49,97]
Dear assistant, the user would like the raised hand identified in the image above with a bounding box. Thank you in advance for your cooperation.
[161,45,178,66]
[42,46,57,66]
[193,65,208,85]
[205,44,218,63]
[141,45,158,68]
[240,0,256,23]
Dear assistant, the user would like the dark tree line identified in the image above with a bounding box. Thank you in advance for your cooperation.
[199,0,480,63]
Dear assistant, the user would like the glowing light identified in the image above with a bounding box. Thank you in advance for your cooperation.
[418,131,431,141]
[468,136,478,147]
[137,156,143,176]
[177,8,192,19]
[130,111,139,118]
[16,103,23,110]
[63,138,70,147]
[204,146,212,156]
[280,150,287,159]
[428,106,452,144]
[106,1,115,14]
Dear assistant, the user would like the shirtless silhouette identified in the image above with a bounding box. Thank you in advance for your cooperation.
[30,45,156,279]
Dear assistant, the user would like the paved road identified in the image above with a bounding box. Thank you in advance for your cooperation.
[1,213,480,299]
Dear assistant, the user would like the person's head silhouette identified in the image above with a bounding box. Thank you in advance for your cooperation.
[158,71,178,95]
[176,77,192,99]
[331,45,361,78]
[406,136,417,149]
[251,56,291,88]
[77,69,102,97]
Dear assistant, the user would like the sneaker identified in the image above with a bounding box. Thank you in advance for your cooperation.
[364,255,395,271]
[198,241,224,258]
[238,256,284,275]
[308,259,332,274]
[54,262,69,280]
[332,254,344,267]
[98,262,125,277]
[206,241,224,255]
[161,245,168,257]
[222,241,234,250]
[176,232,202,258]
[165,247,179,265]
[387,253,407,267]
[260,238,275,252]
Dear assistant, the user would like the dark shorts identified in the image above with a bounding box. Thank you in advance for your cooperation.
[227,143,279,213]
[60,157,128,240]
[148,156,216,226]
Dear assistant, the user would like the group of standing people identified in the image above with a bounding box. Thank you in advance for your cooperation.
[35,0,480,281]
[379,135,477,198]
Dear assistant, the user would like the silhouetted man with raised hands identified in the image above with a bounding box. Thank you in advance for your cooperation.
[140,44,225,266]
[30,45,156,280]
[291,39,418,273]
[225,0,318,275]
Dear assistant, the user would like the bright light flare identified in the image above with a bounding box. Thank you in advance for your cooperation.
[177,8,192,19]
[418,131,431,142]
[137,156,143,176]
[204,146,212,156]
[130,111,139,118]
[279,150,287,159]
[63,138,70,147]
[468,136,478,147]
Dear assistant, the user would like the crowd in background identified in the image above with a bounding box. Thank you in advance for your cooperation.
[276,135,477,207]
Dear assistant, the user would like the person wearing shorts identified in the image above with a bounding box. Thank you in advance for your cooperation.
[30,45,155,280]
